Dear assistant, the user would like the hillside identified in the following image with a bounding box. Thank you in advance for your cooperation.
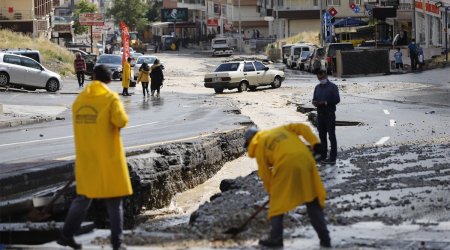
[0,30,74,76]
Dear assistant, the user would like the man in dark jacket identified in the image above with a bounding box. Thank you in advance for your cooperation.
[312,70,340,165]
[150,59,164,97]
[74,53,86,88]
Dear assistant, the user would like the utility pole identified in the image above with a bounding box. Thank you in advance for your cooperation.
[319,0,323,46]
[445,7,449,64]
[239,0,242,52]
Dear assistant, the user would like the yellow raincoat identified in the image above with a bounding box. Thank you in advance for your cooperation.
[247,123,327,218]
[72,80,133,198]
[121,61,131,88]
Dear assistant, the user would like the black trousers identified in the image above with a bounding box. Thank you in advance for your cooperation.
[270,199,330,244]
[141,82,149,96]
[317,112,337,160]
[76,71,84,87]
[410,55,418,70]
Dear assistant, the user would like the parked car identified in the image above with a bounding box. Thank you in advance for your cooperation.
[95,54,123,80]
[322,43,354,74]
[130,52,143,67]
[305,47,325,73]
[1,48,42,63]
[68,48,96,76]
[204,60,285,94]
[0,52,62,92]
[282,44,294,64]
[133,55,157,80]
[287,43,316,69]
[296,50,312,70]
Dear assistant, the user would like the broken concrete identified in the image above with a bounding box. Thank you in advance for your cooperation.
[0,127,248,235]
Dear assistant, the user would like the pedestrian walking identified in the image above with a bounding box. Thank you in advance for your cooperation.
[137,62,150,98]
[74,53,86,88]
[57,65,132,250]
[244,124,331,248]
[312,70,340,165]
[417,44,425,70]
[394,48,404,72]
[121,57,132,96]
[150,59,164,97]
[408,39,418,70]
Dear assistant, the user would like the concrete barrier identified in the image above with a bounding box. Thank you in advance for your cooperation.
[336,49,390,77]
[0,103,3,115]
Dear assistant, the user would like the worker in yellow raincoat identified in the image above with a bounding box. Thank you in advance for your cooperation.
[121,57,131,96]
[244,123,331,248]
[58,65,132,250]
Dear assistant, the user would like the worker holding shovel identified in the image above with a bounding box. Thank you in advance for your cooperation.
[57,65,133,250]
[244,124,331,248]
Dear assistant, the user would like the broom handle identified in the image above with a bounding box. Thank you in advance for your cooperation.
[42,176,75,213]
[239,200,269,229]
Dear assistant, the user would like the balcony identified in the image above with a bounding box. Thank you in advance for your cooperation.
[0,10,34,21]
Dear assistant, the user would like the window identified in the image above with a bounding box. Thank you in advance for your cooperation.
[313,0,318,7]
[254,61,266,71]
[3,55,21,65]
[21,57,42,70]
[350,0,361,5]
[244,62,255,72]
[215,63,240,72]
[327,0,340,5]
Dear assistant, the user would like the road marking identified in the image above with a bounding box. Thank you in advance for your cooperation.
[56,126,247,161]
[389,119,396,127]
[375,136,390,145]
[383,109,390,115]
[0,122,160,148]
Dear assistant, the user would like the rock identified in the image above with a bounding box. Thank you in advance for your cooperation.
[220,179,240,192]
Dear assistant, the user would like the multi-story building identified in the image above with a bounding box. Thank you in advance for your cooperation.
[0,0,62,38]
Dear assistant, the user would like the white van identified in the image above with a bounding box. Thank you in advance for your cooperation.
[287,43,316,69]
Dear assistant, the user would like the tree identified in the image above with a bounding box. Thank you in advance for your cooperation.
[73,0,97,35]
[146,1,162,22]
[107,0,148,31]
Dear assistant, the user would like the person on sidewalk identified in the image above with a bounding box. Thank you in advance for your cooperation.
[394,48,404,72]
[57,65,133,250]
[417,44,425,70]
[244,124,331,248]
[121,57,132,96]
[408,39,418,71]
[312,70,340,165]
[150,59,164,97]
[74,53,86,88]
[137,62,150,98]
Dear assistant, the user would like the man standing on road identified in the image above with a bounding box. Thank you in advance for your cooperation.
[121,57,132,96]
[57,65,133,250]
[408,38,418,71]
[312,70,340,165]
[74,53,86,88]
[244,124,331,248]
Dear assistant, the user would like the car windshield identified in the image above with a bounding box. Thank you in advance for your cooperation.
[301,51,311,58]
[137,57,156,64]
[283,46,292,55]
[215,63,240,72]
[97,55,121,64]
[214,40,227,45]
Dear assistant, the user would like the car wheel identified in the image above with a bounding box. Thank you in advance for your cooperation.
[0,72,9,86]
[249,86,257,91]
[214,87,224,94]
[46,78,59,92]
[271,76,282,88]
[238,81,248,92]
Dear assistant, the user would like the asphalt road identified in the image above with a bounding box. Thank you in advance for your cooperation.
[0,80,250,164]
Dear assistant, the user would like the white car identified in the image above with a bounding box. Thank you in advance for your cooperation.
[133,55,157,80]
[0,52,62,92]
[204,60,285,93]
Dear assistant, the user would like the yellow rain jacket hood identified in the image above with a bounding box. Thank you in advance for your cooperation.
[122,62,131,88]
[247,123,327,218]
[72,80,133,198]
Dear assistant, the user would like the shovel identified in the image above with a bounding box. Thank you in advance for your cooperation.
[27,176,75,222]
[223,200,269,235]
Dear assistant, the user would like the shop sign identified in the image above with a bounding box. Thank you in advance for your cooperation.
[79,13,104,26]
[415,1,440,16]
[207,19,218,26]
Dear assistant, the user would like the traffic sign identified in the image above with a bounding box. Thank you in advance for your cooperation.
[79,13,104,26]
[323,12,332,21]
[354,6,360,13]
[328,7,338,17]
[350,3,356,9]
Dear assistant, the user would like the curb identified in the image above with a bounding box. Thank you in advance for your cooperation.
[0,116,55,129]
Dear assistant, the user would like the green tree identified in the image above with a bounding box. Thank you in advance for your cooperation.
[146,1,161,22]
[107,0,148,30]
[73,0,97,35]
